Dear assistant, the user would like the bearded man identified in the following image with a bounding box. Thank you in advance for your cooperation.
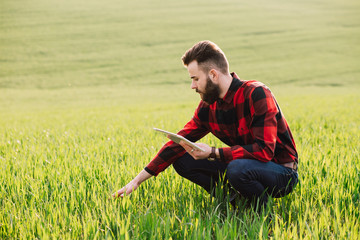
[113,41,299,209]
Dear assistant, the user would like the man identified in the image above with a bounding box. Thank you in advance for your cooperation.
[113,41,298,209]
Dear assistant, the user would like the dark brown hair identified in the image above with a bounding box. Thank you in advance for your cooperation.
[182,41,229,74]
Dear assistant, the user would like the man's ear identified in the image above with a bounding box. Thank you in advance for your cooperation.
[209,69,219,83]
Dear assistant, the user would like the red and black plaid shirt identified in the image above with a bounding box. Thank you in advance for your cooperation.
[145,73,298,176]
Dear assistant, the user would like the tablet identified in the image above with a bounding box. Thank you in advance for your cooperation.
[153,127,205,152]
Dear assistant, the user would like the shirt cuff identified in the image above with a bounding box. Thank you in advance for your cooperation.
[144,167,156,176]
[219,147,233,162]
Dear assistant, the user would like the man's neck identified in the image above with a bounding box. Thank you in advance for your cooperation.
[218,73,233,99]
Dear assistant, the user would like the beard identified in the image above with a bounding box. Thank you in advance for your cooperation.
[197,76,221,104]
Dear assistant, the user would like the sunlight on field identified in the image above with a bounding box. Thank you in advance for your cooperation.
[1,95,359,239]
[1,0,359,239]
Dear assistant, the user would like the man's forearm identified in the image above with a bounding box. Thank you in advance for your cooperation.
[133,169,153,185]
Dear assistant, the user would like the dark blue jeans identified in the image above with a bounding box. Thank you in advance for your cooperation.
[173,153,298,207]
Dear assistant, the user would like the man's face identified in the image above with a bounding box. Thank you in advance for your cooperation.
[187,61,220,104]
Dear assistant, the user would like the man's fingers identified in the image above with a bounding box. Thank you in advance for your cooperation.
[112,185,137,199]
[112,187,126,198]
[112,191,122,198]
[179,140,193,152]
[179,141,199,159]
[178,140,186,148]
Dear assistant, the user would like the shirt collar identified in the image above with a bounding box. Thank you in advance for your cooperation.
[220,72,241,104]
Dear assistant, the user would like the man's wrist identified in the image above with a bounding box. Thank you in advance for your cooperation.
[208,147,217,161]
[215,148,220,159]
[135,169,153,185]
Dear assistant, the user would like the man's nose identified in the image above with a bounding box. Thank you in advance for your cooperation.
[191,80,197,89]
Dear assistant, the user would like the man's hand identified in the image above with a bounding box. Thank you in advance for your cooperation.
[112,169,152,198]
[179,140,211,160]
[112,180,139,198]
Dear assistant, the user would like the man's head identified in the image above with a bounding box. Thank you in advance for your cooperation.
[182,41,229,104]
[182,40,229,75]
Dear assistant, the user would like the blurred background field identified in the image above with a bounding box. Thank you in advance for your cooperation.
[1,0,359,110]
[1,0,359,239]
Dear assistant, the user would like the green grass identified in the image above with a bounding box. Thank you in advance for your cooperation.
[1,0,359,239]
[1,95,359,239]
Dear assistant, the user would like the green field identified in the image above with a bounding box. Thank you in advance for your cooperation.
[1,0,359,239]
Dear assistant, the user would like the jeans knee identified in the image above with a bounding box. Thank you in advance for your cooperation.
[172,158,188,177]
[172,160,182,174]
[226,160,248,184]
